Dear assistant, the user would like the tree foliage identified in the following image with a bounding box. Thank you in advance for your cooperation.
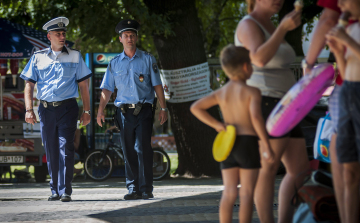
[1,0,323,58]
[0,0,174,56]
[196,0,247,58]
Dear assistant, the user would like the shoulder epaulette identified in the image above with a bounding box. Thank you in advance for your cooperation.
[33,48,48,54]
[109,54,121,62]
[144,51,153,57]
[69,48,80,52]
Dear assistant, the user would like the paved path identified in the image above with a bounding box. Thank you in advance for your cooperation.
[0,176,282,223]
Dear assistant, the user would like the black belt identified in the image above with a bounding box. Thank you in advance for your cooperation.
[123,103,152,109]
[40,98,76,108]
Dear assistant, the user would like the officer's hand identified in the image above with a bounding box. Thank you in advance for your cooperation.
[25,111,37,125]
[158,110,168,125]
[97,111,105,127]
[80,113,91,126]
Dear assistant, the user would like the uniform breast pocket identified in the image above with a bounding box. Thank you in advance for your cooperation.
[114,70,129,90]
[61,63,77,78]
[37,64,53,80]
[134,69,151,90]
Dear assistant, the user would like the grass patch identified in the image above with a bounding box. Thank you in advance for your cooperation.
[169,153,178,175]
[1,154,178,179]
[0,166,35,179]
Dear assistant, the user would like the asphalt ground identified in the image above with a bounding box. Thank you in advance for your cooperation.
[0,175,283,223]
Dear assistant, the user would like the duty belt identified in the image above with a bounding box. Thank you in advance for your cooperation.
[40,98,75,108]
[123,103,152,109]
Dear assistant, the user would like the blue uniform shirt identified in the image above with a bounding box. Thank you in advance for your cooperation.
[100,49,162,106]
[20,47,92,102]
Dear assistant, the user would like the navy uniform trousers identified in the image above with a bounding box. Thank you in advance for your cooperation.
[116,106,153,194]
[38,99,78,196]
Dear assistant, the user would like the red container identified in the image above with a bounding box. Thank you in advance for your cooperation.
[0,59,8,76]
[10,59,19,74]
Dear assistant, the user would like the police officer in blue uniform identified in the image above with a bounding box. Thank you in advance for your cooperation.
[21,17,92,202]
[97,19,168,200]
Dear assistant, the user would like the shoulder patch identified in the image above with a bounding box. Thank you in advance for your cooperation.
[152,63,159,73]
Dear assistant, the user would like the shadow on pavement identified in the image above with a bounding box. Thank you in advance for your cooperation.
[88,190,224,223]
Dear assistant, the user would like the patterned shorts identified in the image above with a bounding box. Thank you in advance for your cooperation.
[328,84,341,134]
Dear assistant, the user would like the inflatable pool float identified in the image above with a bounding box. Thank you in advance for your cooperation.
[213,125,236,162]
[266,63,334,137]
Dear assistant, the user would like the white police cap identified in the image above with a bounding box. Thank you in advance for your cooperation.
[42,17,69,32]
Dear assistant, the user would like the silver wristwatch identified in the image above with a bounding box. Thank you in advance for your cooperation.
[160,107,168,112]
[83,110,91,115]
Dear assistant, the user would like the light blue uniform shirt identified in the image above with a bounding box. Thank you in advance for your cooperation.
[20,46,92,102]
[100,49,162,106]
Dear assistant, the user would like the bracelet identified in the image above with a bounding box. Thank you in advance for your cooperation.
[301,59,314,70]
[26,109,33,112]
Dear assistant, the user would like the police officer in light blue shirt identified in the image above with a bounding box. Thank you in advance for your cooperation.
[97,19,168,200]
[21,17,92,202]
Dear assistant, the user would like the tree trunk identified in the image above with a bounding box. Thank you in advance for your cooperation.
[143,0,221,176]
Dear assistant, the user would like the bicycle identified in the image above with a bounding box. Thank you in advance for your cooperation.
[84,129,171,181]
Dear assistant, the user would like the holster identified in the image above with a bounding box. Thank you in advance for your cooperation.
[132,102,143,116]
[113,107,120,130]
[119,104,127,114]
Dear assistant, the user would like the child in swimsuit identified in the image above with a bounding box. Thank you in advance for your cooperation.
[190,44,274,223]
[326,2,360,222]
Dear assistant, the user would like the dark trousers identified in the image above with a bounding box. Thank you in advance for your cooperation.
[116,106,153,194]
[38,99,78,196]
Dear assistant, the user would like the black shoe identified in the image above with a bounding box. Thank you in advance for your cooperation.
[124,192,141,200]
[48,194,60,201]
[60,193,72,202]
[142,192,154,199]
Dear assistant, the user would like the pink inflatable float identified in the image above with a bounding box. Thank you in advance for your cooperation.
[266,63,335,137]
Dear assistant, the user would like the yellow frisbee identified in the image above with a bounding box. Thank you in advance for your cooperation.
[212,125,236,162]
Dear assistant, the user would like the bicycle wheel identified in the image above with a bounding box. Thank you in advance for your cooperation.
[152,148,171,181]
[84,149,113,181]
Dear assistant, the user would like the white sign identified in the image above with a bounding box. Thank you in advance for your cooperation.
[160,62,212,103]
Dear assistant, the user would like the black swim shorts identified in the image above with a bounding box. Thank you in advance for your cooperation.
[220,135,261,169]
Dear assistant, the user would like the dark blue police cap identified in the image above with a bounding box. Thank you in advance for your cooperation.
[42,17,69,32]
[115,19,140,35]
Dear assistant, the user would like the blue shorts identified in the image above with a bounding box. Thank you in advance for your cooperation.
[328,84,341,134]
[336,81,360,163]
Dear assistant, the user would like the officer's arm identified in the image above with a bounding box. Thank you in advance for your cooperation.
[96,89,112,127]
[24,81,37,125]
[78,79,90,112]
[154,85,168,125]
[154,85,167,109]
[24,81,35,111]
[98,89,112,112]
[78,79,91,126]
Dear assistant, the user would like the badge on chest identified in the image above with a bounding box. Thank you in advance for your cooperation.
[139,74,144,82]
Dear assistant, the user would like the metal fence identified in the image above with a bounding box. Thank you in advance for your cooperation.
[290,62,303,81]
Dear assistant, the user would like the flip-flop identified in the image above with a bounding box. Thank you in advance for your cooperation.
[212,125,236,162]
